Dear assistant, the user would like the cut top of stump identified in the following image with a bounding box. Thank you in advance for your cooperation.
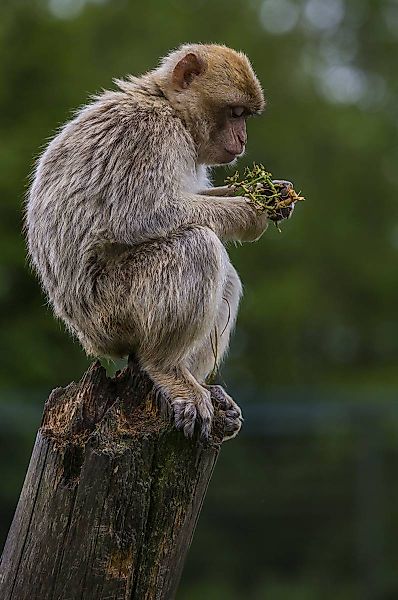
[41,357,227,450]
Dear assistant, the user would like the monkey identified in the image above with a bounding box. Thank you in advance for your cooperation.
[26,43,293,441]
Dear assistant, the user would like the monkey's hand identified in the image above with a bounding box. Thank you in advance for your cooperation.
[205,384,243,441]
[267,180,295,222]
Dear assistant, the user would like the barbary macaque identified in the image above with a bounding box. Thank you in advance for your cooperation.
[26,44,292,440]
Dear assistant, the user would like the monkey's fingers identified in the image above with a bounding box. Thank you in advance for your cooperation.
[268,203,295,222]
[272,179,293,191]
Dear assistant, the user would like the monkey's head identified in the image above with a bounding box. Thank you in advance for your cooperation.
[155,44,265,166]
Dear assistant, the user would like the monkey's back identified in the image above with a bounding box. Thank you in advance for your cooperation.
[26,86,195,345]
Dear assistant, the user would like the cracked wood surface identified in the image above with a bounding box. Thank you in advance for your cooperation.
[0,358,223,600]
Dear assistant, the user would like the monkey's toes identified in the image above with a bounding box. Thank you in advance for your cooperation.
[222,411,243,440]
[197,392,214,441]
[205,384,243,441]
[171,394,213,440]
[172,398,197,438]
[205,384,241,415]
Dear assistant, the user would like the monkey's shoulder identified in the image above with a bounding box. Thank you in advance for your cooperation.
[75,90,187,140]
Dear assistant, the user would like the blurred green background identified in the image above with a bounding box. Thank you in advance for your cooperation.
[1,0,398,598]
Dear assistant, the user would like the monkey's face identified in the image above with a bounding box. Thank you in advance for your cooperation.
[163,45,265,165]
[201,105,250,166]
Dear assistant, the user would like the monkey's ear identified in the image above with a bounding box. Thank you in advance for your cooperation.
[172,53,205,90]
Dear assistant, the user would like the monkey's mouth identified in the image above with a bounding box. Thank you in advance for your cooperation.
[223,147,245,162]
[220,151,238,165]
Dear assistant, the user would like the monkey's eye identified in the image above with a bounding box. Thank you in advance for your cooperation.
[230,106,245,118]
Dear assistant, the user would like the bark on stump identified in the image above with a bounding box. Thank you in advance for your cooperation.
[0,357,226,600]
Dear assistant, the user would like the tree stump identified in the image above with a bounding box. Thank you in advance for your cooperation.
[0,357,226,600]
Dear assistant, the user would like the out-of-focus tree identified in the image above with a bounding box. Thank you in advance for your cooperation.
[0,0,397,391]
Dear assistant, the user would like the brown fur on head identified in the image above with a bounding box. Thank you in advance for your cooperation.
[153,43,265,166]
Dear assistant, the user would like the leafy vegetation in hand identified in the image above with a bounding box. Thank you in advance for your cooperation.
[225,163,305,227]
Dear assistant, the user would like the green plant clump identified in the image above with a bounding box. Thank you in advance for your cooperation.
[225,163,305,226]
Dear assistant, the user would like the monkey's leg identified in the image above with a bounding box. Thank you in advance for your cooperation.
[186,263,244,439]
[101,225,232,439]
[186,263,241,382]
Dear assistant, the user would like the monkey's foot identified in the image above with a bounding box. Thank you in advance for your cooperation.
[171,390,214,440]
[205,385,243,440]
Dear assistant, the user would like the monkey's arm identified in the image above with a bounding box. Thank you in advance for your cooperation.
[107,192,267,245]
[101,115,267,243]
[198,186,231,197]
[199,180,293,197]
[186,194,268,242]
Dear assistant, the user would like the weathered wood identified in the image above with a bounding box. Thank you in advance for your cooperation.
[0,357,226,600]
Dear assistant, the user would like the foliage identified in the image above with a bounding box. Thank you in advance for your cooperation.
[226,162,304,225]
